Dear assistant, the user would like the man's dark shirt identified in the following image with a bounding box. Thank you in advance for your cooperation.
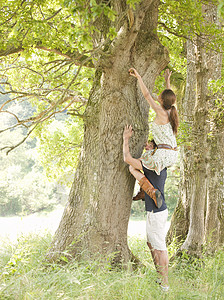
[142,166,167,213]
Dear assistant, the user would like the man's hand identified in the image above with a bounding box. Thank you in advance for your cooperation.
[123,125,133,140]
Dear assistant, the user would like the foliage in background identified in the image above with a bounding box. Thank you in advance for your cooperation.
[0,133,60,216]
[0,0,97,156]
[159,0,224,52]
[208,79,224,132]
[0,99,68,216]
[35,114,84,183]
[218,0,224,18]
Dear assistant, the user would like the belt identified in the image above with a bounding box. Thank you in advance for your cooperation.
[157,144,178,151]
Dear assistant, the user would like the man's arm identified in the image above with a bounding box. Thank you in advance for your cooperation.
[123,125,143,170]
[123,125,133,164]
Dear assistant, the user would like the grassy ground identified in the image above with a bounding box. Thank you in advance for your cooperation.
[0,232,223,300]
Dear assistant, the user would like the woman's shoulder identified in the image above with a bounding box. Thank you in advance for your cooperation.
[152,120,171,126]
[154,112,170,125]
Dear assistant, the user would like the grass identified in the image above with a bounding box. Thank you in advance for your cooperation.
[0,233,224,300]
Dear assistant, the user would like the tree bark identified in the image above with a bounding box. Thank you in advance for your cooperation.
[217,134,224,246]
[47,0,169,264]
[205,23,223,249]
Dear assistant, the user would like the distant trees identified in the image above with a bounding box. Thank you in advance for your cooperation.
[0,98,68,216]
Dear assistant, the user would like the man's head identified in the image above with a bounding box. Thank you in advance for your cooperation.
[145,139,157,150]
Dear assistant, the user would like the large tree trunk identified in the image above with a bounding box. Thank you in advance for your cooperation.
[168,2,223,256]
[180,33,209,254]
[205,131,224,250]
[205,31,223,250]
[47,0,169,263]
[167,37,196,244]
[217,135,224,245]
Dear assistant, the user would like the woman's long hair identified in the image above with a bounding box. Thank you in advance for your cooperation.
[161,89,179,135]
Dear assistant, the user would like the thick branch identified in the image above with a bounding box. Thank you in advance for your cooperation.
[110,0,155,56]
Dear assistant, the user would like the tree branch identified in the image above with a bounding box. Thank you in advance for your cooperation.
[0,110,24,125]
[0,95,85,154]
[158,22,223,53]
[158,22,190,40]
[1,123,38,155]
[0,0,26,26]
[0,45,95,68]
[110,0,156,57]
[45,8,62,21]
[0,65,45,86]
[0,94,85,135]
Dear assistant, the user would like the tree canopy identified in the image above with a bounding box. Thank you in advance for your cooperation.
[1,0,223,157]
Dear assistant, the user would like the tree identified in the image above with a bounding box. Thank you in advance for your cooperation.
[167,0,224,255]
[0,0,169,263]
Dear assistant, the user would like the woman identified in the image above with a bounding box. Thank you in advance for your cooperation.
[123,68,179,208]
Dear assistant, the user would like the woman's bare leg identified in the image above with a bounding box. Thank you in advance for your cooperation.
[129,164,144,181]
[125,155,143,171]
[123,127,162,207]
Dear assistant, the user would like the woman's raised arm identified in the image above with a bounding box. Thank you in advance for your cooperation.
[164,69,172,89]
[129,68,161,113]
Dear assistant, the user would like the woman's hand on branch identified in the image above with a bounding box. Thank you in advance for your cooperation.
[129,68,140,79]
[164,69,172,82]
[123,125,133,140]
[164,69,172,89]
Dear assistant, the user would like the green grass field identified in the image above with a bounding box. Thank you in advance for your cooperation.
[0,232,223,300]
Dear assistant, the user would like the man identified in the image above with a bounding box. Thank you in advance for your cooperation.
[142,166,169,292]
[123,131,169,292]
[133,139,157,201]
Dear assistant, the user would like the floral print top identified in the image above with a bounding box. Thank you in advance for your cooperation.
[140,122,178,175]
